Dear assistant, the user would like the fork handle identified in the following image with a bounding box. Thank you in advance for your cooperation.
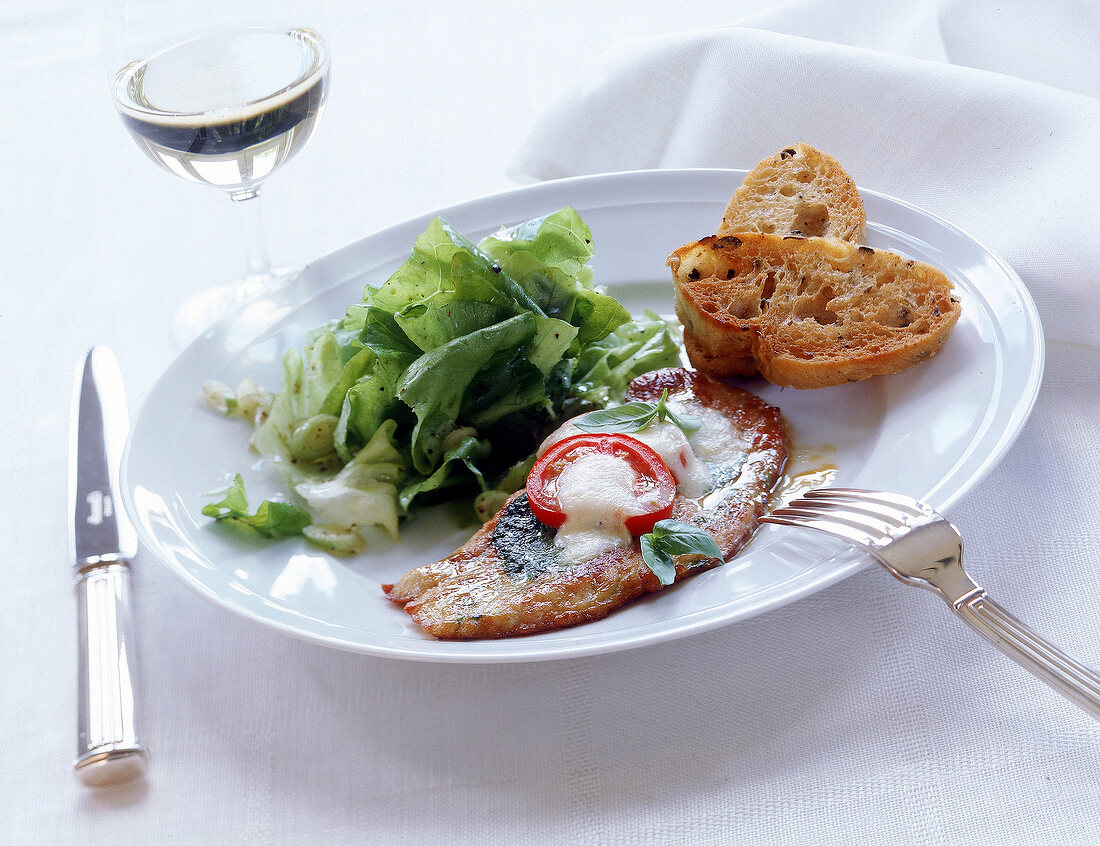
[955,593,1100,719]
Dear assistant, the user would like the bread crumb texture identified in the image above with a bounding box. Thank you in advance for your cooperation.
[670,234,961,389]
[672,143,961,389]
[719,143,866,243]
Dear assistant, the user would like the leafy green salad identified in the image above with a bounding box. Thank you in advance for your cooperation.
[203,207,683,554]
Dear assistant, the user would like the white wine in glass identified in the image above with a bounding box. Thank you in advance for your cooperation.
[110,22,330,342]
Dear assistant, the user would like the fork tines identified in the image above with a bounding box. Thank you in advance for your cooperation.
[761,488,935,548]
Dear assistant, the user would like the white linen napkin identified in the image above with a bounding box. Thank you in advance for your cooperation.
[510,0,1100,348]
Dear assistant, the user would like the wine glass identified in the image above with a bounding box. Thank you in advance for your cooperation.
[105,1,330,343]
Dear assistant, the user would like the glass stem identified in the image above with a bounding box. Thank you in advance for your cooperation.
[230,189,271,298]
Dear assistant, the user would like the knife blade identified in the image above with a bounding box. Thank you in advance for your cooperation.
[68,346,148,786]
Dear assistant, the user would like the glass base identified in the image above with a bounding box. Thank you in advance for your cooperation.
[171,267,298,348]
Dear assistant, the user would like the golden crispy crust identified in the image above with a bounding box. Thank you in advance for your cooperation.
[383,368,787,639]
[670,234,961,389]
[670,237,760,379]
[719,143,866,242]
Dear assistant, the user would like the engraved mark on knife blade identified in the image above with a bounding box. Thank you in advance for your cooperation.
[86,490,114,526]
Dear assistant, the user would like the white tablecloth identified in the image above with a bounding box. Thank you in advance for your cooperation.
[5,1,1100,843]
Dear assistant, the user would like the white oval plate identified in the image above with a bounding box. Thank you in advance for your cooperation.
[122,169,1043,662]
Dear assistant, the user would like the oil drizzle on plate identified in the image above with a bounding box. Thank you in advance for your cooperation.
[773,444,839,505]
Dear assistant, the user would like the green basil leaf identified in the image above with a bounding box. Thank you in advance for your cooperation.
[650,519,724,557]
[655,393,702,433]
[640,519,723,585]
[639,532,677,585]
[572,401,658,433]
[655,400,699,429]
[573,390,702,436]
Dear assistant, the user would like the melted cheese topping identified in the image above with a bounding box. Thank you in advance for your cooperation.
[685,406,747,464]
[538,417,711,498]
[553,452,649,564]
[631,419,710,499]
[536,406,724,564]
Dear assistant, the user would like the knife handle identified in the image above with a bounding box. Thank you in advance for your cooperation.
[74,561,148,786]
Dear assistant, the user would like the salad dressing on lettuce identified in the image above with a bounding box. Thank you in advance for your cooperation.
[203,208,683,554]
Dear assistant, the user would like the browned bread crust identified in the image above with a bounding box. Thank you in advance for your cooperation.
[719,144,866,242]
[670,234,961,389]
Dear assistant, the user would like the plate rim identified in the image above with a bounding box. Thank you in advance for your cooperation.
[121,167,1045,663]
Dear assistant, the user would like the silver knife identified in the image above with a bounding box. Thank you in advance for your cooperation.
[69,346,148,786]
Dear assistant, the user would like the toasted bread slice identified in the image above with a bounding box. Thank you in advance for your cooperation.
[719,144,866,242]
[670,234,961,389]
[671,238,759,378]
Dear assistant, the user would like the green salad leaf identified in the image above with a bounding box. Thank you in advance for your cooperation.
[568,311,683,409]
[201,474,312,540]
[399,312,538,475]
[204,207,682,554]
[294,419,405,544]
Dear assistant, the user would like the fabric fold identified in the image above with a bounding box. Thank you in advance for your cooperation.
[510,20,1100,347]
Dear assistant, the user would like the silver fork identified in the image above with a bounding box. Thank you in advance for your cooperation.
[762,488,1100,720]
